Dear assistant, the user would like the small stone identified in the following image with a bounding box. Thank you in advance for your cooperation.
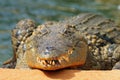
[91,38,96,44]
[91,35,97,39]
[93,48,99,56]
[86,35,91,40]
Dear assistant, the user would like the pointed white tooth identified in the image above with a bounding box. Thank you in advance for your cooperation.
[59,59,62,63]
[49,60,52,65]
[37,57,41,63]
[41,60,46,65]
[52,60,55,65]
[47,64,51,67]
[62,56,69,62]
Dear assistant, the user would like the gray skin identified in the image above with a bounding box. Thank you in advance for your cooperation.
[3,13,120,70]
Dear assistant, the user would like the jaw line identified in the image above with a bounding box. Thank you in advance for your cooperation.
[36,48,73,67]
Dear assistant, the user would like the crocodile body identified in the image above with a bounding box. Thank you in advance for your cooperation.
[3,13,120,70]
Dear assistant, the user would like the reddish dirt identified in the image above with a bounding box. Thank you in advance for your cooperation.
[0,68,120,80]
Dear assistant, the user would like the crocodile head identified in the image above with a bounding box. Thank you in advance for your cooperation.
[12,19,88,70]
[23,22,88,70]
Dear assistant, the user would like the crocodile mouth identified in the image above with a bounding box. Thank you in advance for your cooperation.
[36,48,73,67]
[37,58,61,67]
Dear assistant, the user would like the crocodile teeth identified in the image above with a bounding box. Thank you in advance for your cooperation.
[47,64,51,67]
[37,58,47,66]
[62,56,69,62]
[37,57,61,66]
[52,60,55,65]
[58,59,62,63]
[45,60,56,66]
[41,60,46,65]
[49,60,52,65]
[37,57,41,63]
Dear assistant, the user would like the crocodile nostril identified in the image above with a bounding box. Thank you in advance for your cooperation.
[46,46,55,51]
[44,46,55,55]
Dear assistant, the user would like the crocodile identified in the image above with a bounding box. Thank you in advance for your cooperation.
[3,13,120,70]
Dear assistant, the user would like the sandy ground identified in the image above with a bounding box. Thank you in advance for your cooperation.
[0,68,120,80]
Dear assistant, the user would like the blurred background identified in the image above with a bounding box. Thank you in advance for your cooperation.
[0,0,120,67]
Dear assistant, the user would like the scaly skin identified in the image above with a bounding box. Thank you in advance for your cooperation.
[3,13,120,70]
